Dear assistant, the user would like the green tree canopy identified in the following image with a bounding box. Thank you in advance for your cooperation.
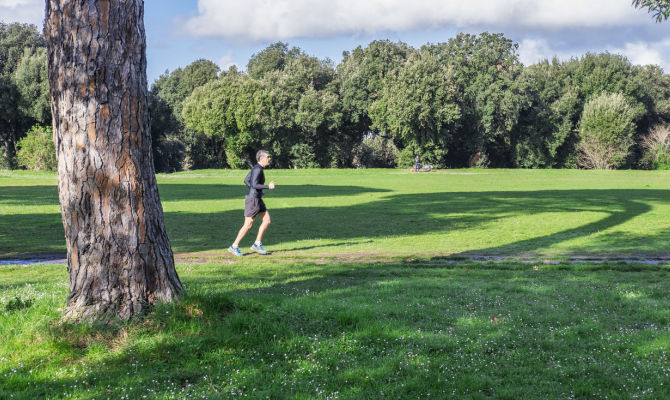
[247,42,302,79]
[0,23,47,167]
[632,0,670,21]
[13,47,50,125]
[423,33,527,166]
[370,49,461,167]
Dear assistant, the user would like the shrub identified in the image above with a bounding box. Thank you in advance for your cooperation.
[397,144,448,168]
[17,125,57,171]
[0,145,15,170]
[577,92,639,169]
[289,143,319,169]
[154,133,186,173]
[183,132,227,170]
[640,125,670,170]
[352,135,398,168]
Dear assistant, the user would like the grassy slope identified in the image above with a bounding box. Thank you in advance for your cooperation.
[2,169,670,257]
[1,260,670,399]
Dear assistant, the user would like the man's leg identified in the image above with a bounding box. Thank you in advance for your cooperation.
[232,217,255,248]
[254,211,271,244]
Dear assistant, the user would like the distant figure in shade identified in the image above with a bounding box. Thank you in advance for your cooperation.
[414,155,421,172]
[228,150,275,256]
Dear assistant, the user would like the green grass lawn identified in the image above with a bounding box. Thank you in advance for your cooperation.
[1,168,670,258]
[1,260,669,399]
[1,169,669,399]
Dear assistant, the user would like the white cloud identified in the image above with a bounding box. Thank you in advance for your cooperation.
[517,38,670,73]
[218,51,241,72]
[183,0,650,41]
[517,39,578,65]
[609,41,669,69]
[0,0,44,27]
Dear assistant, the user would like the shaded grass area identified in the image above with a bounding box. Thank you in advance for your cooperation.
[2,169,670,257]
[1,260,669,399]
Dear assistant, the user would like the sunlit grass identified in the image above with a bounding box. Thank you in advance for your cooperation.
[1,168,670,258]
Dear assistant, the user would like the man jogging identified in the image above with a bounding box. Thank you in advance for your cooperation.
[228,150,275,256]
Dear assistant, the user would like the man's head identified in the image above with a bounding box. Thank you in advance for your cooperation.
[256,150,271,167]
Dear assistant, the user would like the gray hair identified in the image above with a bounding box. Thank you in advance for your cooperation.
[256,149,270,162]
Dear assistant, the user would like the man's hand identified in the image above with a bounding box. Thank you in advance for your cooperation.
[269,181,275,189]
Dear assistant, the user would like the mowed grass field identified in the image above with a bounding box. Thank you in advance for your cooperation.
[1,169,670,399]
[2,168,670,258]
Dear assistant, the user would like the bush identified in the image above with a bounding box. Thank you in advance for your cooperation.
[289,143,319,168]
[577,92,639,169]
[352,135,398,168]
[17,125,56,171]
[0,145,15,170]
[154,134,186,173]
[183,132,227,170]
[640,125,670,170]
[397,144,448,168]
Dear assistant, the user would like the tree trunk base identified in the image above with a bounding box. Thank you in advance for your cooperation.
[60,292,181,323]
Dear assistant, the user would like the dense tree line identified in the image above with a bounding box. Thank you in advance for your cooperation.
[174,34,670,170]
[2,22,669,170]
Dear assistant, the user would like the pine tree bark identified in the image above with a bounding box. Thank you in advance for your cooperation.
[44,0,183,321]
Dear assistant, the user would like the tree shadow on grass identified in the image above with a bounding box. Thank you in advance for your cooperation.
[0,185,59,206]
[0,184,391,206]
[3,261,670,398]
[165,189,670,256]
[159,183,391,202]
[2,187,669,257]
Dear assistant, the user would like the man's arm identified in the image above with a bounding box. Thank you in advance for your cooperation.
[250,167,269,190]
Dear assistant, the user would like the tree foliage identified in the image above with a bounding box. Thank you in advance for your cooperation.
[632,0,670,21]
[370,49,460,167]
[0,23,48,168]
[16,125,56,171]
[148,59,220,171]
[247,42,302,79]
[422,33,527,167]
[1,24,669,171]
[13,47,50,124]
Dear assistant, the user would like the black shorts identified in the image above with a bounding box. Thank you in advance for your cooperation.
[244,196,267,217]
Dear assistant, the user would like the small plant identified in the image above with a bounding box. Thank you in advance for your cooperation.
[640,125,670,170]
[17,125,57,171]
[5,296,34,312]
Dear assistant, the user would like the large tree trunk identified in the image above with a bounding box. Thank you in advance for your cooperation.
[44,0,183,321]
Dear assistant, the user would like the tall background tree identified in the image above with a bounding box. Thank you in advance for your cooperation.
[45,0,183,321]
[149,58,220,171]
[0,22,49,168]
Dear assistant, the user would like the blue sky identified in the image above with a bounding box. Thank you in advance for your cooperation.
[2,0,669,84]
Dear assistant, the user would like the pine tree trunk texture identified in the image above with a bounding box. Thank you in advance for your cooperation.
[44,0,183,321]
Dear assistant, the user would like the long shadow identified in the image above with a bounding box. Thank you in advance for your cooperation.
[164,189,670,256]
[2,188,669,256]
[0,185,59,206]
[0,184,390,206]
[3,261,669,398]
[159,183,391,202]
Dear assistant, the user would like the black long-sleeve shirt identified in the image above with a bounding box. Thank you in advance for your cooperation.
[245,164,269,198]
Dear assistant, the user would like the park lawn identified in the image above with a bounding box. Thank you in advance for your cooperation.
[1,259,669,399]
[1,168,670,258]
